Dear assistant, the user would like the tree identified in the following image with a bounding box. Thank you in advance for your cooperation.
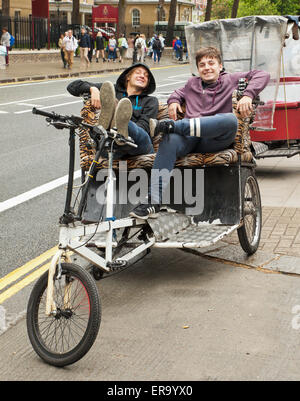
[2,0,10,16]
[72,0,80,25]
[166,0,177,46]
[205,0,213,21]
[118,0,126,37]
[231,0,240,18]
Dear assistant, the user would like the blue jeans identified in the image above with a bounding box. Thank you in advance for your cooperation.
[150,113,237,203]
[153,49,161,62]
[113,120,154,159]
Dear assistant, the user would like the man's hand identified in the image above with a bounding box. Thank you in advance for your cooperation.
[90,87,101,109]
[168,102,183,121]
[237,95,253,118]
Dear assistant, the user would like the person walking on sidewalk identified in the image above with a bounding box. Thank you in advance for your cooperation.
[62,29,77,69]
[152,35,162,63]
[88,30,94,63]
[135,34,146,63]
[96,31,106,63]
[107,35,117,62]
[130,46,270,219]
[1,27,11,66]
[58,33,67,68]
[118,34,128,63]
[67,63,158,159]
[78,27,91,69]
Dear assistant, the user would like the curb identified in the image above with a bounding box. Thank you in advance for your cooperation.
[0,60,189,84]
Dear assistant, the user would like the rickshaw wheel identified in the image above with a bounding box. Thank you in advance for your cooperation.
[26,262,101,367]
[237,175,262,255]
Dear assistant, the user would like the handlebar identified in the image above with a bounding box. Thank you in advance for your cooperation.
[32,107,137,148]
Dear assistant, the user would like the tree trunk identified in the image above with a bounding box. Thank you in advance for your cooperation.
[72,0,80,25]
[166,0,177,47]
[2,0,10,16]
[118,0,126,37]
[204,0,213,21]
[231,0,240,18]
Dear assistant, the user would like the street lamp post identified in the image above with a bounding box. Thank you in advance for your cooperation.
[157,4,162,35]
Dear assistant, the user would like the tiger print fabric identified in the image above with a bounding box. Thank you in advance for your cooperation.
[78,95,254,171]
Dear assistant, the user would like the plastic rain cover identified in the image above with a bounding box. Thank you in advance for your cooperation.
[185,16,288,129]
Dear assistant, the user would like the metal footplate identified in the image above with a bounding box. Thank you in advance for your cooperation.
[147,212,239,248]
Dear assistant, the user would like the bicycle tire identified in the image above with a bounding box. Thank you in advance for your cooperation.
[237,175,262,255]
[27,262,101,367]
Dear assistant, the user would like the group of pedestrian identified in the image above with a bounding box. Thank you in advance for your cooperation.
[58,29,78,70]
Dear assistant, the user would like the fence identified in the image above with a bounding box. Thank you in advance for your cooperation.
[0,16,185,50]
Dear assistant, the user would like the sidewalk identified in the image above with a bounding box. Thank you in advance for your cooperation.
[0,50,181,84]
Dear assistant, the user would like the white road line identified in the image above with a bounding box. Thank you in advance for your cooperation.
[17,103,43,107]
[0,170,81,213]
[0,94,71,107]
[14,99,82,114]
[0,110,9,113]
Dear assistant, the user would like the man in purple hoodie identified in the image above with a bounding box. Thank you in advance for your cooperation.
[130,46,270,219]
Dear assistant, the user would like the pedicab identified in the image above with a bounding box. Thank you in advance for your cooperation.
[26,15,289,367]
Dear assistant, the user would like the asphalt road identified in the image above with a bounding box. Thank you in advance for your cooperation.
[1,64,300,382]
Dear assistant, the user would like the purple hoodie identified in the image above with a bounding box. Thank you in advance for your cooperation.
[167,70,270,118]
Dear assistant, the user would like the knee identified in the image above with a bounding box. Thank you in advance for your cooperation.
[224,113,238,134]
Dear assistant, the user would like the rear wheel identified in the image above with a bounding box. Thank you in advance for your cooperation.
[237,175,262,255]
[27,262,101,367]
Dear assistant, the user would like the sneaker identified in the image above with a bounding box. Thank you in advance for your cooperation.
[149,118,175,137]
[129,203,160,220]
[98,81,116,130]
[115,98,132,141]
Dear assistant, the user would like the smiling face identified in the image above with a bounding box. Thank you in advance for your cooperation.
[197,56,223,84]
[126,66,149,94]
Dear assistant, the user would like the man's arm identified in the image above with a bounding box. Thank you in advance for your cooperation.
[235,69,270,118]
[67,80,103,108]
[167,82,188,120]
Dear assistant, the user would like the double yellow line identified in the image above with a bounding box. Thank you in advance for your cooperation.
[0,246,58,304]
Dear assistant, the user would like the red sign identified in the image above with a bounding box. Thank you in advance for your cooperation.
[92,5,119,24]
[32,0,49,18]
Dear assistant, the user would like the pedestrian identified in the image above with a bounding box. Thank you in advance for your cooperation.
[78,27,91,69]
[127,35,134,60]
[0,27,11,66]
[107,35,117,62]
[152,34,162,63]
[62,29,77,69]
[174,36,183,60]
[96,31,106,63]
[88,30,94,63]
[58,33,67,68]
[130,46,270,219]
[67,63,158,160]
[135,34,146,63]
[118,34,128,63]
[159,34,165,53]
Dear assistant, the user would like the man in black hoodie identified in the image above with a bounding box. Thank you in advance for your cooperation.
[67,63,158,158]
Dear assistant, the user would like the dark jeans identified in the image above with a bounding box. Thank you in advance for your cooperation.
[150,113,238,203]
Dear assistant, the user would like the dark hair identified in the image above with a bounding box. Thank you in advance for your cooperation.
[195,47,222,67]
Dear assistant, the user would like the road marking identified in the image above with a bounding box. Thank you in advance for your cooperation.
[0,110,8,113]
[0,94,71,107]
[0,263,50,304]
[0,246,58,291]
[0,169,81,213]
[14,99,82,114]
[17,103,43,108]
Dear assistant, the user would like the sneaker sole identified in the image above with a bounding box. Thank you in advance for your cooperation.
[115,98,132,139]
[129,211,159,220]
[99,81,116,130]
[149,118,157,138]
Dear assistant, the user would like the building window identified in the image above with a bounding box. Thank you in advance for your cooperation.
[132,9,140,27]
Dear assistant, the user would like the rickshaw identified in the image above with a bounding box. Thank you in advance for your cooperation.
[26,15,288,367]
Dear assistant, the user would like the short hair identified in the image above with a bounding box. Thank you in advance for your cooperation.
[195,47,222,67]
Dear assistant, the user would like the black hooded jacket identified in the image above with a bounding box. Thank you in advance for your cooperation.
[67,63,158,134]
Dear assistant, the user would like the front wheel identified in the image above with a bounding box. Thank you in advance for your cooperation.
[27,262,101,367]
[237,175,262,255]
